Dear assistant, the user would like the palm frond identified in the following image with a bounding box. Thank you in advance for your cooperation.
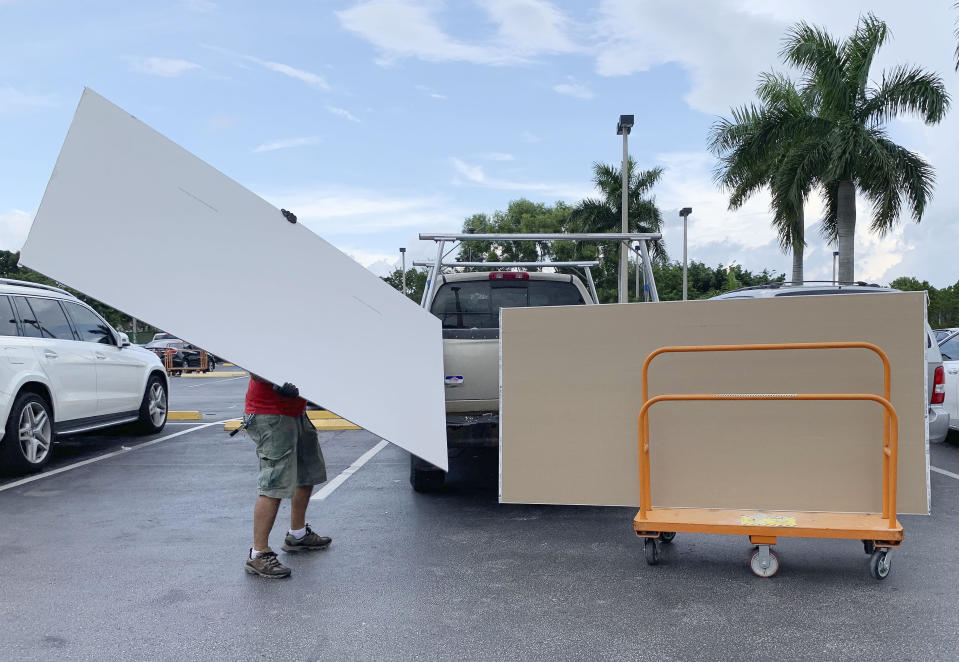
[780,21,846,114]
[818,180,839,245]
[859,64,950,126]
[842,13,889,99]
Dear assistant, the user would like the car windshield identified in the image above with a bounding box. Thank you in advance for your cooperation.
[430,279,584,329]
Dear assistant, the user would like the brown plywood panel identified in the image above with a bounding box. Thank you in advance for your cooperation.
[500,292,928,514]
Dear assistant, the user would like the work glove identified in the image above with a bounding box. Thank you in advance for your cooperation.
[274,382,299,398]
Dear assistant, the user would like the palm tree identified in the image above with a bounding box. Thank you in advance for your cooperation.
[566,159,665,300]
[710,73,815,285]
[759,14,947,283]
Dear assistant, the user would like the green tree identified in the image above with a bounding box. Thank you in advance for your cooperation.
[457,200,572,265]
[726,14,948,284]
[889,276,959,328]
[567,159,665,301]
[382,268,428,303]
[711,73,815,285]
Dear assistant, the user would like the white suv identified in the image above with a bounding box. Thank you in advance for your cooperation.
[0,279,169,473]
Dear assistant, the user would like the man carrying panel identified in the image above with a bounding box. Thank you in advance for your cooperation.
[242,373,331,578]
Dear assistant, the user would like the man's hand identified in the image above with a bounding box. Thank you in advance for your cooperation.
[273,382,299,398]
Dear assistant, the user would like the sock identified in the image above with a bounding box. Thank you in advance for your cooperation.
[289,527,307,540]
[250,548,267,559]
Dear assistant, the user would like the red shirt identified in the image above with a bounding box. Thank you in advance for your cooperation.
[245,377,307,417]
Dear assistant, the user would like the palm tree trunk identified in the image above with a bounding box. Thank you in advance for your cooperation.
[791,208,804,285]
[837,180,856,283]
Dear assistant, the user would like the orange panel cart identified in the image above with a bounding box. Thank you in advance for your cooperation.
[633,342,904,579]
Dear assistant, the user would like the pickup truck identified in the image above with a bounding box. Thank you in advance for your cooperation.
[412,269,595,491]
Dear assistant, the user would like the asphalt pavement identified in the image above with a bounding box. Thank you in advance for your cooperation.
[1,373,958,661]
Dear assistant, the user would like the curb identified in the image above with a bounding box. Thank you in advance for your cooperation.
[168,411,203,420]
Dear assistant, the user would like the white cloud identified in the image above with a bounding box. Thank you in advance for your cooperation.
[131,57,202,78]
[451,158,485,183]
[252,136,321,153]
[415,84,447,99]
[262,186,462,236]
[0,209,33,252]
[480,152,514,161]
[553,78,593,99]
[326,105,361,122]
[0,86,55,113]
[337,0,580,66]
[520,130,541,143]
[204,45,331,90]
[254,58,329,90]
[450,157,591,200]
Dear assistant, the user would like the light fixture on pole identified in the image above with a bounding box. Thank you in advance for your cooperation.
[679,207,692,300]
[399,247,407,296]
[832,250,839,285]
[616,114,634,304]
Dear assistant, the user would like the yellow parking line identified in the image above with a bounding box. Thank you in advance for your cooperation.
[222,362,235,367]
[223,416,362,432]
[178,371,248,378]
[168,411,203,420]
[307,410,339,420]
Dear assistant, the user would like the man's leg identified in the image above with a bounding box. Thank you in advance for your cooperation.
[253,495,281,552]
[290,485,313,531]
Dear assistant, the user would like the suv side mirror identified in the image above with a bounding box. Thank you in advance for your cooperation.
[119,332,131,348]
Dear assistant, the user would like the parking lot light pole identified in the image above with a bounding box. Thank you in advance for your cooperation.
[617,115,634,304]
[679,207,692,300]
[400,247,406,296]
[833,250,839,285]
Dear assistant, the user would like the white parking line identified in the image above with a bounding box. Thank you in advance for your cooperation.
[311,439,390,501]
[183,376,247,388]
[931,465,959,481]
[0,421,228,493]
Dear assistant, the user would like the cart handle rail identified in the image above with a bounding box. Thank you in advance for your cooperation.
[641,342,893,516]
[637,393,899,529]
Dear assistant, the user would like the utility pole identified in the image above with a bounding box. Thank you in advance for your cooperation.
[616,115,634,304]
[399,247,406,297]
[679,207,692,301]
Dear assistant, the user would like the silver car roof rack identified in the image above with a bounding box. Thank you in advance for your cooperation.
[0,278,73,297]
[418,232,662,306]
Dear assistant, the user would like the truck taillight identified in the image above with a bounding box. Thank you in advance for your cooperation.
[932,366,945,405]
[489,272,529,280]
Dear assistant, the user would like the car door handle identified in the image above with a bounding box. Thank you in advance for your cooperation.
[949,369,959,375]
[96,352,107,360]
[44,350,58,359]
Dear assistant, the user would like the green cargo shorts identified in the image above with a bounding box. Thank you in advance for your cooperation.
[246,414,327,499]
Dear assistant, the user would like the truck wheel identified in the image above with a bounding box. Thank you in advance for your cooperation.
[410,456,445,492]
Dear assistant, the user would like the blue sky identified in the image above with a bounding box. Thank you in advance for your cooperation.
[2,0,958,286]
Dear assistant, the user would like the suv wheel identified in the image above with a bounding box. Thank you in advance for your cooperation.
[410,456,446,492]
[2,392,54,473]
[137,374,168,434]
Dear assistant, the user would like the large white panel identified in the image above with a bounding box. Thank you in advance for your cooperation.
[21,89,448,470]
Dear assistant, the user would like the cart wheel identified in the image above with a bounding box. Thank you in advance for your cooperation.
[863,540,876,555]
[644,538,660,566]
[869,549,891,580]
[658,531,676,544]
[749,548,780,578]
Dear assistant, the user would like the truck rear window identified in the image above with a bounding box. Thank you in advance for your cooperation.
[430,280,585,329]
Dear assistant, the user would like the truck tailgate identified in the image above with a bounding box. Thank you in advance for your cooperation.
[442,337,499,412]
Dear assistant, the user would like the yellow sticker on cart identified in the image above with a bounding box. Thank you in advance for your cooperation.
[741,514,797,527]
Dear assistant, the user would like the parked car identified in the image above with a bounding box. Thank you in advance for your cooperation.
[144,339,217,373]
[935,328,959,433]
[710,283,950,443]
[0,278,169,473]
[412,270,595,491]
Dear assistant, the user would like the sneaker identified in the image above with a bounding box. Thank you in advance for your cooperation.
[244,547,291,578]
[282,524,332,552]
